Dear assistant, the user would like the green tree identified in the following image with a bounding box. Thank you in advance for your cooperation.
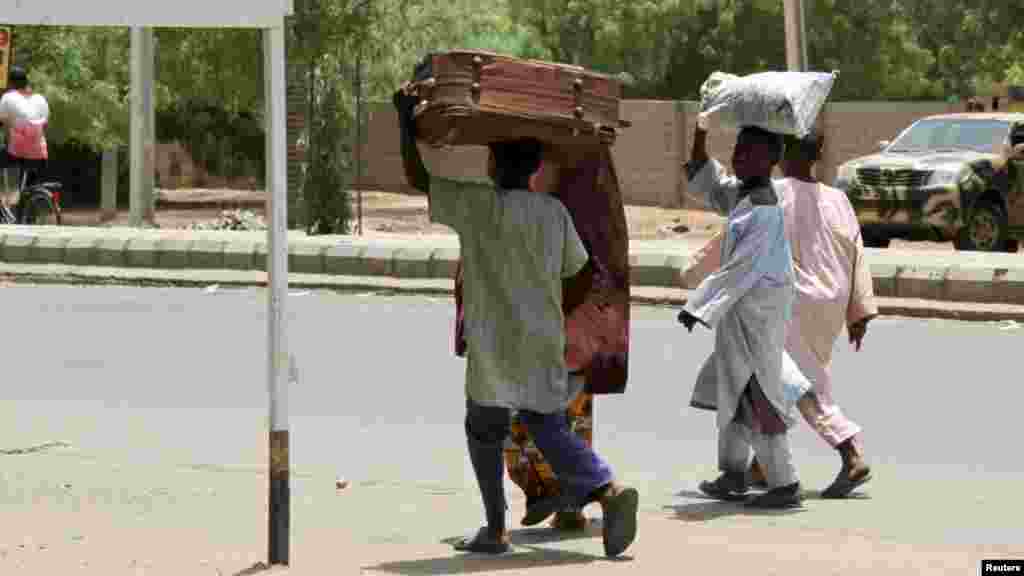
[806,0,936,100]
[897,0,1023,99]
[10,26,129,150]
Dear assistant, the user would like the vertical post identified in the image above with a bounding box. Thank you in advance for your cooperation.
[101,149,118,221]
[355,51,363,235]
[783,0,808,72]
[354,0,366,236]
[263,23,290,567]
[130,27,155,227]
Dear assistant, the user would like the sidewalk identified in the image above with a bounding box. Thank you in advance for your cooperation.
[4,262,1024,324]
[1,446,1018,575]
[2,223,1024,317]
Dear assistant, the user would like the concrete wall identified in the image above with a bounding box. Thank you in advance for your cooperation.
[361,103,491,196]
[335,99,965,207]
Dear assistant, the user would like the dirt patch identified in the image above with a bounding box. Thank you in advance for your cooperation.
[60,188,724,240]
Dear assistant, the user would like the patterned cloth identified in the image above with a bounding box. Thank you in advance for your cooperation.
[504,390,594,507]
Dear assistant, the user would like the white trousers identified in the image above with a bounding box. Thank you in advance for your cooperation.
[718,421,798,488]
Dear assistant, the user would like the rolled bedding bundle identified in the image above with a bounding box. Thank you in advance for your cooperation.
[699,70,838,137]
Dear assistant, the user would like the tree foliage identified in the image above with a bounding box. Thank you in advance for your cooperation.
[9,0,1024,218]
[14,1,1024,151]
[9,26,129,150]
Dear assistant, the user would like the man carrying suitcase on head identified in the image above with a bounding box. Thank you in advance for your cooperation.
[393,86,639,558]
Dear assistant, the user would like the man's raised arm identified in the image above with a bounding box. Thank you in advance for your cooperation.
[393,87,430,194]
[684,115,741,216]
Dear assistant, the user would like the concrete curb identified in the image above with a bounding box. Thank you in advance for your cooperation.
[3,263,1024,324]
[2,225,1023,307]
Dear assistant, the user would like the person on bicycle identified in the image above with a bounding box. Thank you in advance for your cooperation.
[1,66,49,185]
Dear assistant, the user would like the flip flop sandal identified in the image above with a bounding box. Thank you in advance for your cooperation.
[452,528,511,555]
[821,468,872,499]
[602,487,639,558]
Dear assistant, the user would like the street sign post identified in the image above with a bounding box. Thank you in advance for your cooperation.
[2,0,295,566]
[264,23,290,566]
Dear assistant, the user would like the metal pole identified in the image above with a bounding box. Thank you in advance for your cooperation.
[783,0,808,72]
[355,42,363,235]
[101,149,118,221]
[130,27,155,227]
[263,23,290,567]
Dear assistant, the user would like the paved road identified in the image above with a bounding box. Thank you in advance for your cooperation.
[1,285,1021,574]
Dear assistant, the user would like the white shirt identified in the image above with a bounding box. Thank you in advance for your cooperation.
[684,159,811,431]
[0,90,50,159]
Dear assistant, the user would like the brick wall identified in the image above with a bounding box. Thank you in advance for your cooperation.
[358,99,965,207]
[362,103,491,195]
[611,101,687,208]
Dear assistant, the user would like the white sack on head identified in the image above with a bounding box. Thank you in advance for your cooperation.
[699,70,838,137]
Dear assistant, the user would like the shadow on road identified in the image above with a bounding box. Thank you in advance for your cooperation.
[664,501,806,523]
[666,488,871,522]
[363,525,628,575]
[667,489,807,522]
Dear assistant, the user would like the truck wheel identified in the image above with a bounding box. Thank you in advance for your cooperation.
[954,199,1007,252]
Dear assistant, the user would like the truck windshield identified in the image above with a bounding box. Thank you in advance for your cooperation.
[888,119,1011,153]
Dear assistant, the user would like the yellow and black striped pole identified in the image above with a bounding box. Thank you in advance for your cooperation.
[269,427,290,564]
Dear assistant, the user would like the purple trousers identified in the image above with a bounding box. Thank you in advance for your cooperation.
[465,398,613,531]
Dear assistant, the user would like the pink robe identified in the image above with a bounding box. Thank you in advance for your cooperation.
[686,178,877,447]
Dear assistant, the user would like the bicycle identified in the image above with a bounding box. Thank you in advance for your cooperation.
[0,162,62,225]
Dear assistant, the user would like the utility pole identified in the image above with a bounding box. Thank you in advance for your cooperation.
[130,27,156,227]
[353,0,369,235]
[784,0,808,72]
[263,23,291,567]
[354,25,363,235]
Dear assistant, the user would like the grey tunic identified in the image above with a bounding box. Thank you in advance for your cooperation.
[430,175,589,414]
[683,160,811,430]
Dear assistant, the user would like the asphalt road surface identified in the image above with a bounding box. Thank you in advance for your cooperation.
[1,285,1021,573]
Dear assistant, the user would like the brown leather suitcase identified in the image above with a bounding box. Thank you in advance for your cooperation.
[408,50,630,147]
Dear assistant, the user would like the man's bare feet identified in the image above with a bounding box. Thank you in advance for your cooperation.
[453,527,511,554]
[748,457,769,489]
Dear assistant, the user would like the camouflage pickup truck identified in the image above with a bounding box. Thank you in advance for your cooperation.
[835,113,1024,252]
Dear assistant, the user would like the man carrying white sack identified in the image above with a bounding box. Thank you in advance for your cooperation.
[678,114,814,509]
[684,124,877,499]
